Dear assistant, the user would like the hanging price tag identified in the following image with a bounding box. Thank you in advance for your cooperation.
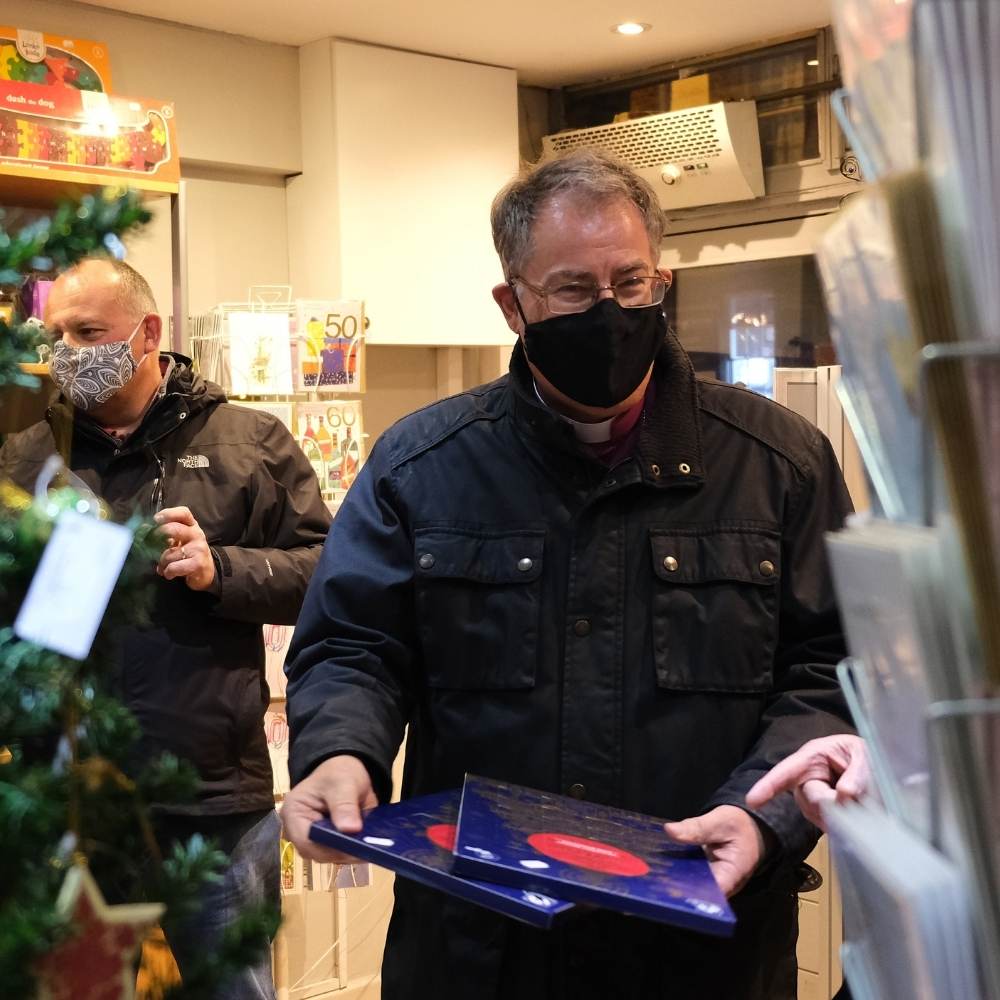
[14,510,133,661]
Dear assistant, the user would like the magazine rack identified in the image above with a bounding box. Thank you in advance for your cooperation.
[833,340,1000,998]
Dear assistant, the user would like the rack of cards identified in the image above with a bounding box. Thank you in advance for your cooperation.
[816,2,1000,997]
[189,287,368,519]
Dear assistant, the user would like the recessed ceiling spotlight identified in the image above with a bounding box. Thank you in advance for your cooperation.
[806,58,820,66]
[614,22,651,35]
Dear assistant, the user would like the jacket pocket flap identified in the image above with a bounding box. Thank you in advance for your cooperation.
[414,528,545,584]
[650,529,780,585]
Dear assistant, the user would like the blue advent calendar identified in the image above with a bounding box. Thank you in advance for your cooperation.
[308,789,574,928]
[451,774,736,937]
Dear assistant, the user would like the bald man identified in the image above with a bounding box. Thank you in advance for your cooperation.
[0,257,331,998]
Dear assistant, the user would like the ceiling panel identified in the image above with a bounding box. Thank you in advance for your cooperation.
[76,0,831,87]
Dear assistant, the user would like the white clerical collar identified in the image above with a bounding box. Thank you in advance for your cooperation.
[532,380,614,443]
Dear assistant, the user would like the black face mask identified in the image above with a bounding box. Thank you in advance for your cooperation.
[522,298,666,409]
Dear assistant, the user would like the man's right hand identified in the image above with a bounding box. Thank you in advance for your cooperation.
[280,754,379,863]
[745,734,869,832]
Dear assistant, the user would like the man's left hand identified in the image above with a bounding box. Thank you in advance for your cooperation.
[154,506,216,591]
[663,805,767,897]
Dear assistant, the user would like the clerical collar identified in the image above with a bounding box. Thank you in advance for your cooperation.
[532,380,614,443]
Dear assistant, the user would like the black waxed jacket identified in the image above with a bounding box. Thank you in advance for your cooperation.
[286,332,854,1000]
[0,355,330,815]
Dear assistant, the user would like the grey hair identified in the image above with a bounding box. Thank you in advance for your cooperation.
[491,148,666,278]
[75,256,158,317]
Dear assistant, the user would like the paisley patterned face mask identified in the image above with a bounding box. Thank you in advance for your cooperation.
[50,317,148,410]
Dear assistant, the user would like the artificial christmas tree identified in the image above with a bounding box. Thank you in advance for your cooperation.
[0,189,279,999]
[34,864,163,1000]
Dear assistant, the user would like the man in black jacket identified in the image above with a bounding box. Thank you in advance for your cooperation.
[281,149,854,999]
[0,258,330,998]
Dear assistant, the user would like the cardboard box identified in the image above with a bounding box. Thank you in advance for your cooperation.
[0,79,179,193]
[671,73,711,110]
[0,27,111,92]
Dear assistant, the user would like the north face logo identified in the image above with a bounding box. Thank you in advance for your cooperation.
[177,454,210,469]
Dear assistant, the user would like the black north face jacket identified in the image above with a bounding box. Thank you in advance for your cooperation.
[287,333,854,1000]
[0,355,330,815]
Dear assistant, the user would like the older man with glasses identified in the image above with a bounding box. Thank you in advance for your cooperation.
[282,149,854,1000]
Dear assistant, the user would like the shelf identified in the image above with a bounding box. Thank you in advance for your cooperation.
[0,167,176,208]
[1,368,52,435]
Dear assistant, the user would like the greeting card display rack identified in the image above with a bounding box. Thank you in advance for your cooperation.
[831,341,1000,1000]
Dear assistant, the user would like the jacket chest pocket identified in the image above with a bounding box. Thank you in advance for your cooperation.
[414,527,545,690]
[649,529,780,693]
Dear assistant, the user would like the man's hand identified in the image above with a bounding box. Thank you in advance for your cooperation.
[154,506,215,591]
[281,755,379,863]
[745,734,869,832]
[663,805,767,897]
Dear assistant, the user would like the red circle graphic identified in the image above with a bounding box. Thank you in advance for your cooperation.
[426,823,457,851]
[527,832,650,876]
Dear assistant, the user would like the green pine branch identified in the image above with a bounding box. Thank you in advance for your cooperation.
[0,187,153,389]
[0,189,151,284]
[0,490,285,999]
[0,319,45,390]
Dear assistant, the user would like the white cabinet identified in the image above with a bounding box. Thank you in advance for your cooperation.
[775,365,870,513]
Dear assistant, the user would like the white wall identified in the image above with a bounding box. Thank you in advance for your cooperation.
[119,193,175,341]
[285,39,341,302]
[289,39,519,346]
[181,165,290,315]
[334,41,518,346]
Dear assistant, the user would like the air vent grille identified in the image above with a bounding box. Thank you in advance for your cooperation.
[544,107,723,167]
[540,102,765,210]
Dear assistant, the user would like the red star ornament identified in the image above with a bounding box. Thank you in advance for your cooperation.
[35,863,164,1000]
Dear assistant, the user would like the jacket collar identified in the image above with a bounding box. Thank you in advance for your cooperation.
[507,331,705,489]
[47,353,223,455]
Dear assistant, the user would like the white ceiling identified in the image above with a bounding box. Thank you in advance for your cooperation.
[79,0,832,88]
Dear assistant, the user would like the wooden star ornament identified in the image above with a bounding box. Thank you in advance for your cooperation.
[35,863,164,1000]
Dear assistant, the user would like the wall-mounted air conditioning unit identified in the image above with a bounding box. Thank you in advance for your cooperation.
[541,101,765,211]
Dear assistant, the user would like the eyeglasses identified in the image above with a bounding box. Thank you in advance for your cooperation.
[510,274,669,315]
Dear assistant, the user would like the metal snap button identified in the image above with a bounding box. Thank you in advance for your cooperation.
[517,557,534,572]
[573,618,591,637]
[662,555,679,572]
[650,463,661,477]
[568,783,586,799]
[796,862,824,893]
[759,559,775,577]
[418,552,435,570]
[678,462,691,475]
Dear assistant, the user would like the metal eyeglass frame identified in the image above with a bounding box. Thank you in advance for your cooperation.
[508,274,669,324]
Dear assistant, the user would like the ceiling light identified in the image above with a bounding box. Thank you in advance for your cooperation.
[614,22,651,35]
[806,58,820,66]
